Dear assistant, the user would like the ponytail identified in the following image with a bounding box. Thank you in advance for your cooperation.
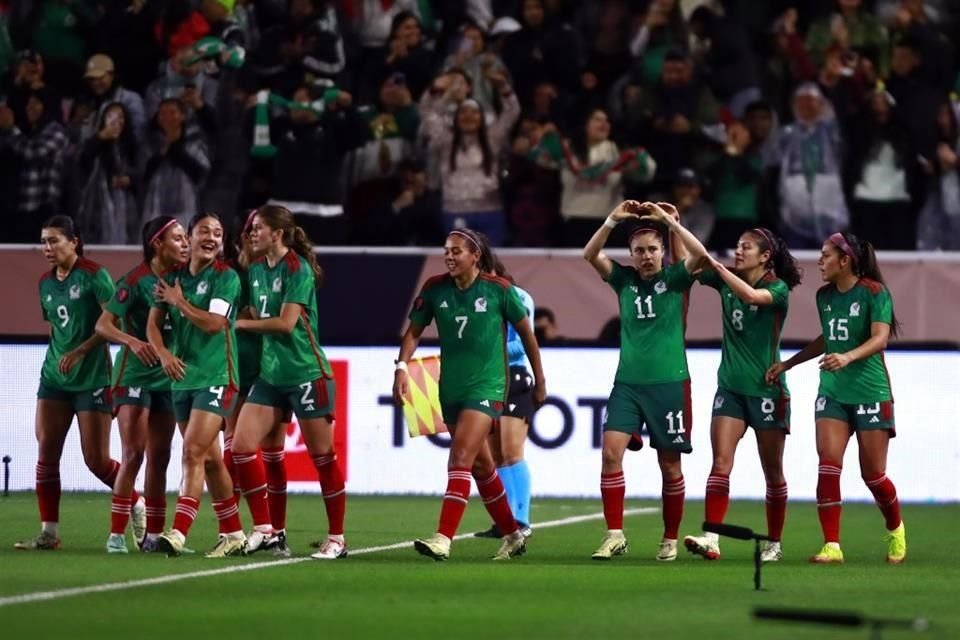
[851,236,901,338]
[750,228,803,290]
[291,225,324,286]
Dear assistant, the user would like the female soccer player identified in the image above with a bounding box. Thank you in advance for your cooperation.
[766,233,906,564]
[583,201,697,562]
[16,216,137,550]
[393,228,546,561]
[95,216,189,553]
[231,205,348,559]
[147,213,247,558]
[643,207,802,562]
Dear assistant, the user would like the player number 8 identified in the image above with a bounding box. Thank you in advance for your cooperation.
[56,305,70,327]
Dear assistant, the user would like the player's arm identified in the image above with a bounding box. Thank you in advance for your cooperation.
[95,308,159,366]
[58,312,108,374]
[640,201,709,274]
[147,306,185,381]
[709,261,775,305]
[236,302,302,334]
[155,277,229,334]
[765,335,825,383]
[583,201,640,280]
[511,315,547,407]
[392,322,425,406]
[820,322,890,372]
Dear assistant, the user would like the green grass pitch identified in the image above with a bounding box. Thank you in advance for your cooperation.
[1,493,957,640]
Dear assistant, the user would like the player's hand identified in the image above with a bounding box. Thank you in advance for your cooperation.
[819,352,852,372]
[609,200,641,223]
[129,339,159,366]
[765,361,787,384]
[392,369,409,406]
[159,350,186,381]
[154,278,185,308]
[638,201,671,224]
[58,348,85,374]
[532,378,547,408]
[655,201,680,222]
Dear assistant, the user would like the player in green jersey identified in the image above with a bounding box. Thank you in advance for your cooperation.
[16,217,132,551]
[94,217,189,554]
[583,201,698,563]
[644,206,803,563]
[767,233,905,565]
[147,213,248,559]
[231,205,347,559]
[393,228,546,561]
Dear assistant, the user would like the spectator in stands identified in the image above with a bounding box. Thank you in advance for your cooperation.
[80,54,147,146]
[377,10,435,100]
[75,102,140,244]
[442,22,510,116]
[777,82,848,249]
[25,0,99,95]
[534,307,563,344]
[887,0,954,92]
[7,50,61,126]
[342,0,421,103]
[266,85,369,244]
[0,10,13,86]
[141,98,210,227]
[154,0,210,59]
[816,46,869,124]
[844,85,919,250]
[144,46,219,135]
[887,36,944,169]
[917,99,960,250]
[627,0,688,85]
[806,0,890,78]
[743,100,783,227]
[762,8,817,121]
[419,66,519,244]
[363,157,442,246]
[688,4,761,118]
[572,0,635,100]
[199,63,250,228]
[502,116,562,246]
[0,94,69,242]
[92,0,162,95]
[672,168,714,247]
[199,0,246,47]
[706,120,766,250]
[352,73,420,183]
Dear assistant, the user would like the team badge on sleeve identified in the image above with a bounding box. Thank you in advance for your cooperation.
[816,396,827,411]
[713,395,724,409]
[116,288,130,303]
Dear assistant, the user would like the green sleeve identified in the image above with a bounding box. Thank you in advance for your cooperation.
[105,277,132,317]
[869,287,893,325]
[696,267,723,290]
[605,261,628,293]
[768,279,789,311]
[39,283,48,321]
[663,261,695,291]
[93,268,115,306]
[284,264,315,307]
[503,285,527,325]
[408,288,434,327]
[213,268,241,311]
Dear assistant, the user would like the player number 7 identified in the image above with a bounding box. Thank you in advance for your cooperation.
[455,315,468,339]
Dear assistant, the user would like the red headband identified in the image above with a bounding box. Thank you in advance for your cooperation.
[242,210,257,233]
[149,219,178,246]
[829,232,857,264]
[751,228,775,250]
[448,230,481,252]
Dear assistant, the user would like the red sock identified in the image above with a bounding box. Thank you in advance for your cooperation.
[765,482,788,542]
[110,494,133,535]
[704,473,730,524]
[233,451,272,528]
[263,447,287,531]
[662,475,685,540]
[600,471,625,530]
[475,470,519,536]
[223,435,239,495]
[172,496,200,537]
[817,460,843,543]
[212,496,243,535]
[864,473,901,530]
[313,452,346,536]
[36,461,60,524]
[437,467,472,539]
[145,496,166,535]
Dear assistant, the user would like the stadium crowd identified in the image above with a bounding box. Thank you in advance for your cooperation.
[0,0,958,250]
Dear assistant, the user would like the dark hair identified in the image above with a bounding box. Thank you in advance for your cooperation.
[446,228,492,272]
[187,212,222,235]
[42,215,83,256]
[98,101,138,173]
[627,224,665,250]
[490,256,516,285]
[745,228,803,290]
[153,97,186,131]
[570,108,610,164]
[744,99,773,117]
[834,232,901,338]
[254,205,324,284]
[450,100,494,176]
[389,10,421,41]
[141,216,179,261]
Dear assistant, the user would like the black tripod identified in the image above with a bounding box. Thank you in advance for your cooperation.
[702,522,771,591]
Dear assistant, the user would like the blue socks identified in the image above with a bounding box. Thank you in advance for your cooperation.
[499,460,532,527]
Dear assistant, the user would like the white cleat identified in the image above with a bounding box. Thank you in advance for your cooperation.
[684,533,721,560]
[492,531,527,560]
[245,529,276,555]
[311,537,347,560]
[106,533,129,554]
[591,531,628,560]
[204,532,247,558]
[130,497,147,546]
[760,540,782,562]
[656,538,678,562]
[157,529,186,557]
[414,533,451,561]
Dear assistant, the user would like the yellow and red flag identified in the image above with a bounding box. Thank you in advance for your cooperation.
[402,355,447,437]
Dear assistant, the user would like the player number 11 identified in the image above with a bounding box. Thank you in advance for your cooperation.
[634,295,656,319]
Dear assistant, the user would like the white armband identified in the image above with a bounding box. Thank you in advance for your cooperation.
[209,298,231,317]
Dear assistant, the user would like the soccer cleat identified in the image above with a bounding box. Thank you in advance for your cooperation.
[414,533,451,561]
[157,530,186,557]
[310,537,347,560]
[591,532,628,560]
[519,524,534,539]
[684,534,721,560]
[106,533,129,554]
[809,543,844,564]
[204,532,247,558]
[492,531,527,560]
[245,529,276,555]
[760,541,783,563]
[14,531,61,551]
[270,531,292,558]
[886,522,906,564]
[130,497,147,546]
[473,524,503,539]
[656,538,678,562]
[140,536,160,553]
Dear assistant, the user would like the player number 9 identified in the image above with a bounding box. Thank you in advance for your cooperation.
[56,305,70,327]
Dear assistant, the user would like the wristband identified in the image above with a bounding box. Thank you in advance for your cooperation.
[603,216,618,229]
[395,360,408,373]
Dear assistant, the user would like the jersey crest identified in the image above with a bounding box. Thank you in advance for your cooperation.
[272,277,282,293]
[196,281,208,295]
[69,284,81,300]
[849,302,860,317]
[474,297,487,313]
[654,280,667,295]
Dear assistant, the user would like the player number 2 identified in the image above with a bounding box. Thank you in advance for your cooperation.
[828,318,849,341]
[634,295,656,319]
[258,295,270,318]
[56,305,69,327]
[455,315,469,339]
[666,410,685,434]
[731,309,744,331]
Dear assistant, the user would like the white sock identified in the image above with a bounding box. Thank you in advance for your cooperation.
[608,529,624,536]
[826,541,841,550]
[41,521,58,537]
[329,534,345,544]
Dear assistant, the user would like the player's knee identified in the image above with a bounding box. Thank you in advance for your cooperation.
[471,457,495,479]
[181,442,208,468]
[658,457,681,480]
[81,449,109,474]
[763,467,785,486]
[710,456,734,475]
[601,446,624,471]
[501,453,523,466]
[121,445,145,470]
[146,447,171,473]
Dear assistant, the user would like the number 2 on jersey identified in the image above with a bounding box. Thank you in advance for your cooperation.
[258,295,270,318]
[634,295,656,319]
[455,315,468,339]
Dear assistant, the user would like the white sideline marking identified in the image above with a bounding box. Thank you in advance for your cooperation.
[0,507,657,608]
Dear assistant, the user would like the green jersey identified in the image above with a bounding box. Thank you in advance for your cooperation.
[817,279,894,403]
[233,262,262,388]
[38,258,114,390]
[409,273,527,404]
[607,261,694,385]
[699,269,790,398]
[153,261,240,391]
[248,251,330,386]
[107,263,173,390]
